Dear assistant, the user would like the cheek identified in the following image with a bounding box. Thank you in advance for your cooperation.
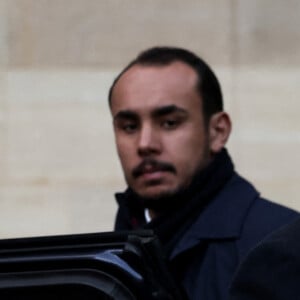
[116,139,135,169]
[168,133,208,172]
[169,129,204,155]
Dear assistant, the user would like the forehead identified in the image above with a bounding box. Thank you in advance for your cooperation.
[110,61,201,114]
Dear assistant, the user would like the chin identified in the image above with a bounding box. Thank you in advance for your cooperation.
[136,186,181,211]
[138,185,176,199]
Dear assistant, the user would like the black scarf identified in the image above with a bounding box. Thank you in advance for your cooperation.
[115,148,234,254]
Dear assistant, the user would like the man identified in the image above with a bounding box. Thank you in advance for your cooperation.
[230,217,300,300]
[108,46,299,300]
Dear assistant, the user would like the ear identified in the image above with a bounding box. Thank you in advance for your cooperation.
[208,112,231,154]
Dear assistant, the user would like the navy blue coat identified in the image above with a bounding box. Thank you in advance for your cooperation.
[116,173,299,300]
[167,173,299,300]
[229,217,300,300]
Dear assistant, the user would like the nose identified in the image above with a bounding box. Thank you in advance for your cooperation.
[137,124,161,156]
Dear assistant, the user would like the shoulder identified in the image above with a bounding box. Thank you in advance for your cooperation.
[218,173,298,232]
[230,173,299,226]
[244,196,299,231]
[231,174,299,257]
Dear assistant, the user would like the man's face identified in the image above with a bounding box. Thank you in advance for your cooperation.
[110,61,213,201]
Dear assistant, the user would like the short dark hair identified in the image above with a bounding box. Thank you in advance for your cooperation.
[108,46,223,123]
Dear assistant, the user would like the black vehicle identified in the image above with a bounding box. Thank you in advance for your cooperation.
[0,230,185,299]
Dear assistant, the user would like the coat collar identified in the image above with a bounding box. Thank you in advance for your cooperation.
[170,174,259,259]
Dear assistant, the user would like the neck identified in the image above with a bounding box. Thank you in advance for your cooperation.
[149,208,160,220]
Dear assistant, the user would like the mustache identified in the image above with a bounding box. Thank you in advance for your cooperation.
[132,158,176,178]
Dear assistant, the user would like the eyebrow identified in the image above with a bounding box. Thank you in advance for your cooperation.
[151,105,188,118]
[113,110,138,121]
[113,105,188,122]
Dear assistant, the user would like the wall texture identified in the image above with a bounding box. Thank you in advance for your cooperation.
[0,0,300,238]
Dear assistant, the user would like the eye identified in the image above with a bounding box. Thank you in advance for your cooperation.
[121,122,138,133]
[162,119,179,129]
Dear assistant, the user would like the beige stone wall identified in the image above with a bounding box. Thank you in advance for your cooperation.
[0,0,300,238]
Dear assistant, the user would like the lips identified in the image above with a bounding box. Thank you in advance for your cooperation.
[132,159,176,179]
[140,164,164,174]
[138,166,166,181]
